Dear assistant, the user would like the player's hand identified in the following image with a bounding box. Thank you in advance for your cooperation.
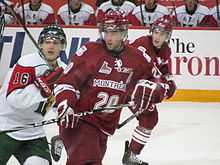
[57,100,79,128]
[34,76,52,98]
[131,80,165,112]
[161,74,177,99]
[166,80,176,99]
[34,67,63,98]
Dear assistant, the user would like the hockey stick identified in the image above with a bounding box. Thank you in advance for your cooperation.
[68,0,72,25]
[0,0,54,70]
[20,0,25,24]
[0,102,133,134]
[0,8,5,42]
[140,0,145,26]
[171,0,178,26]
[216,0,220,21]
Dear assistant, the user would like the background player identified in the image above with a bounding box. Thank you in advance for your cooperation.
[122,15,177,165]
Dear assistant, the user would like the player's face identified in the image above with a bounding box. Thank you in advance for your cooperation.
[112,0,124,5]
[41,39,62,63]
[152,30,168,48]
[144,0,156,9]
[103,31,124,51]
[70,0,81,9]
[185,0,197,11]
[30,0,41,6]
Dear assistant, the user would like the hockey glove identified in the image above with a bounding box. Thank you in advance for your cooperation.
[162,74,177,99]
[34,67,63,98]
[57,100,79,128]
[131,80,165,112]
[166,80,176,99]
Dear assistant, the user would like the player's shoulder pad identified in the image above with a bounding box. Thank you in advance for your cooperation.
[81,2,95,14]
[127,44,152,63]
[75,41,102,57]
[197,4,210,14]
[156,4,169,14]
[58,4,68,14]
[98,1,111,11]
[130,36,147,45]
[124,1,136,8]
[132,5,142,15]
[40,3,54,13]
[17,53,46,68]
[176,5,185,13]
[210,6,217,14]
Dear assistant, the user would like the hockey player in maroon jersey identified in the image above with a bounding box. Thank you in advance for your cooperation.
[122,15,177,165]
[54,10,171,165]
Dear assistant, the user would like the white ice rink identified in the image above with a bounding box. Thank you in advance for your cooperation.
[7,102,220,165]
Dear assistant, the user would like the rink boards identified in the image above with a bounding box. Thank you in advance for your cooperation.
[0,26,219,102]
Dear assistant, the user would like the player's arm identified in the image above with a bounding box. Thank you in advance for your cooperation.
[6,64,46,109]
[54,45,90,128]
[6,63,63,109]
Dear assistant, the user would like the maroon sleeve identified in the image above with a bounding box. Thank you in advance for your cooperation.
[42,13,56,24]
[207,15,218,27]
[160,45,172,75]
[130,37,145,48]
[172,15,181,26]
[199,15,218,27]
[54,45,91,108]
[84,14,97,25]
[127,12,142,26]
[96,9,105,23]
[57,15,65,25]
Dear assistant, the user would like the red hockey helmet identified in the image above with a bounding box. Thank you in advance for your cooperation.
[99,10,128,32]
[150,15,173,39]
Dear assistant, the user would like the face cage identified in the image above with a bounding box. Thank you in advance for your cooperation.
[99,29,128,42]
[100,23,128,32]
[0,14,5,41]
[38,34,67,50]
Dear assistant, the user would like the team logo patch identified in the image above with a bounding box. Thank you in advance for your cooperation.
[98,61,112,74]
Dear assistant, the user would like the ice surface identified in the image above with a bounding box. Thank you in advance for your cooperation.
[7,102,220,165]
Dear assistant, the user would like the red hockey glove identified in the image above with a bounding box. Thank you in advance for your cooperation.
[166,80,176,99]
[57,100,79,128]
[34,76,52,98]
[131,80,166,112]
[34,67,63,98]
[161,74,177,99]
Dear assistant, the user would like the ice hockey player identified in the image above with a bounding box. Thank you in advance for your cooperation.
[53,10,170,165]
[0,24,66,165]
[122,15,177,165]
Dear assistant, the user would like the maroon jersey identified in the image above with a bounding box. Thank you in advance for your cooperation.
[130,35,171,75]
[54,41,156,135]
